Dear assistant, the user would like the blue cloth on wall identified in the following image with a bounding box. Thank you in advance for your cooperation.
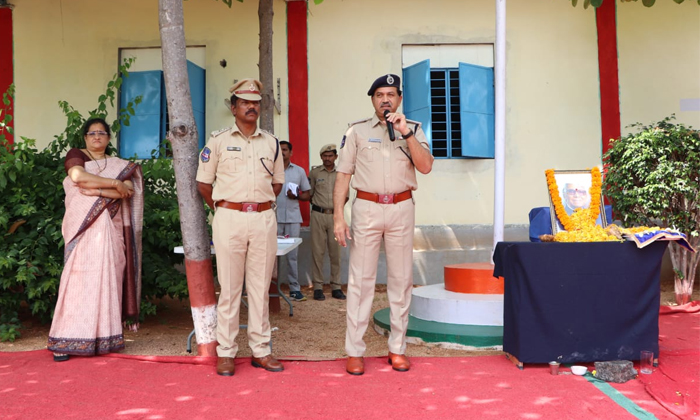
[528,205,613,242]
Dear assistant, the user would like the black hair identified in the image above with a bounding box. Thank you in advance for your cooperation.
[229,93,240,107]
[280,141,292,151]
[82,117,111,138]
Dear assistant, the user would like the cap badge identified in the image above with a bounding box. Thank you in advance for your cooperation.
[249,83,257,92]
[386,75,394,85]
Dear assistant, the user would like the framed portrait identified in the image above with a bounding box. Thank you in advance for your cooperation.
[547,169,607,234]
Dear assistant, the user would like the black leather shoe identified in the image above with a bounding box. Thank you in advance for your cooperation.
[53,353,69,362]
[332,289,346,300]
[313,290,326,301]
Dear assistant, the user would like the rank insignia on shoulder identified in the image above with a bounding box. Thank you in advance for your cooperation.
[211,127,230,137]
[340,135,346,149]
[200,147,211,163]
[347,117,371,127]
[260,129,279,140]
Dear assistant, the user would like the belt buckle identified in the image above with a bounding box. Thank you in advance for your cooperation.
[242,203,258,212]
[378,194,393,204]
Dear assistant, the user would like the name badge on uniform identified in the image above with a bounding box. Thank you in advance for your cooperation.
[318,178,325,182]
[368,138,381,143]
[226,146,241,151]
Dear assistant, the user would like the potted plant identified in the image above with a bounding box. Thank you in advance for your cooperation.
[603,116,699,305]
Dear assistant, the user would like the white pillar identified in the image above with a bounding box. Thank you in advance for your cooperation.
[492,0,507,260]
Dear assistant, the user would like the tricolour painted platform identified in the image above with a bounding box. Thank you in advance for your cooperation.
[373,308,502,349]
[373,262,504,349]
[410,284,503,326]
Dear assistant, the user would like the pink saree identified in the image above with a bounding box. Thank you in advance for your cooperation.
[47,157,144,355]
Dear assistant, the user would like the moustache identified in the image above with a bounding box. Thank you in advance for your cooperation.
[246,110,258,115]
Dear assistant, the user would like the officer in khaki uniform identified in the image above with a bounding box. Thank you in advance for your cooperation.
[196,78,286,377]
[308,144,345,301]
[334,74,434,376]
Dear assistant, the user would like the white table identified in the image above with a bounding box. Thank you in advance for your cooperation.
[174,238,303,316]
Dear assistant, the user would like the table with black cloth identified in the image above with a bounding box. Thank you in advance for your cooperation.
[493,241,668,368]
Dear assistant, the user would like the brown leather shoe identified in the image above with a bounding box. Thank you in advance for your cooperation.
[216,357,236,376]
[387,352,411,372]
[346,356,364,375]
[251,354,284,372]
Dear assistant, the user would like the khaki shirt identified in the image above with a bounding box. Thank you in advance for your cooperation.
[309,165,337,209]
[196,125,284,203]
[336,114,429,194]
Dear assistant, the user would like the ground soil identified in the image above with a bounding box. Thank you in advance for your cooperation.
[1,280,696,359]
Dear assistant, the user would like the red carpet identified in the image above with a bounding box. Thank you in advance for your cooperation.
[609,302,700,420]
[1,302,698,420]
[0,352,666,420]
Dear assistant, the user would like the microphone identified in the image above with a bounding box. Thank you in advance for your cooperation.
[383,110,395,141]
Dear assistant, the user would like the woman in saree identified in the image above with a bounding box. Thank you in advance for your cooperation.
[47,117,144,362]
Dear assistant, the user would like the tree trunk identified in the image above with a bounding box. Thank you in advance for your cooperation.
[158,0,217,356]
[668,240,699,306]
[258,0,274,133]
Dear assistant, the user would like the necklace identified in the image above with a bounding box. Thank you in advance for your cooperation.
[85,149,108,173]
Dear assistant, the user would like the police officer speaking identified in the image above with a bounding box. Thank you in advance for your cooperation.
[196,78,286,377]
[333,74,434,376]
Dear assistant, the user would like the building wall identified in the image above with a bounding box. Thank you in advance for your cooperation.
[307,0,603,225]
[11,0,290,149]
[10,0,699,230]
[617,1,700,131]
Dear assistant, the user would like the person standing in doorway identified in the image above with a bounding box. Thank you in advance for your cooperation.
[333,74,433,376]
[196,78,285,377]
[308,144,346,301]
[275,141,311,302]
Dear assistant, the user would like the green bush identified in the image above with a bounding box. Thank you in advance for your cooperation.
[603,116,699,302]
[0,62,190,341]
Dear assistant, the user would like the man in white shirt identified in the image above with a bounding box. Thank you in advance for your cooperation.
[275,141,311,301]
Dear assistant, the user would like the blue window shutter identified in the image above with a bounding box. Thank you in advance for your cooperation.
[402,60,431,145]
[187,60,206,149]
[458,62,494,158]
[119,70,163,159]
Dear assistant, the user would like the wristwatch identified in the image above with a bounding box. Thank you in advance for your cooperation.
[402,129,414,139]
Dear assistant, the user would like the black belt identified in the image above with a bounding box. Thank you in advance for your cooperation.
[311,204,334,214]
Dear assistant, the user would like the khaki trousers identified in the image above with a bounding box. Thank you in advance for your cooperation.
[345,198,415,357]
[310,210,341,291]
[212,207,277,358]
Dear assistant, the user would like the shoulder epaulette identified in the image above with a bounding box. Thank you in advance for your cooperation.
[347,117,371,127]
[211,127,231,137]
[406,119,422,128]
[260,129,279,141]
[311,165,321,170]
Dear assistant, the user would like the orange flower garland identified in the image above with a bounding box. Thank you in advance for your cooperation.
[545,167,610,242]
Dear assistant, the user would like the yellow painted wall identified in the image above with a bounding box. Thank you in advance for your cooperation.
[308,0,602,225]
[11,0,290,148]
[617,1,700,132]
[10,0,698,227]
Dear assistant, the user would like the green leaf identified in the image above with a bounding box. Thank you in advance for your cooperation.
[642,0,656,5]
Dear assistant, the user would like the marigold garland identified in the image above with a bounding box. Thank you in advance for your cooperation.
[545,167,614,242]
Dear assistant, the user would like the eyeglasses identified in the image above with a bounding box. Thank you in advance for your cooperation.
[566,189,588,196]
[87,131,109,137]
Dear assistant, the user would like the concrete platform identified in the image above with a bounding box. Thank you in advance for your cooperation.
[373,308,503,349]
[410,283,504,326]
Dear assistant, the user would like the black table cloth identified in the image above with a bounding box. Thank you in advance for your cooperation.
[493,241,668,365]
